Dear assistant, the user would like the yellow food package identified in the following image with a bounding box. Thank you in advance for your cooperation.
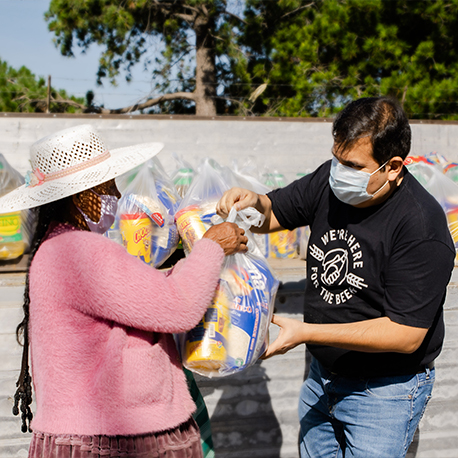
[184,283,231,373]
[268,229,298,258]
[446,207,458,261]
[175,205,209,253]
[119,213,153,264]
[0,211,25,260]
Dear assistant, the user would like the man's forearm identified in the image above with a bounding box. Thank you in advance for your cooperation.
[264,315,429,359]
[300,317,428,354]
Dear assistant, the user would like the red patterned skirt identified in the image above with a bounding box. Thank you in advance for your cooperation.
[28,417,203,458]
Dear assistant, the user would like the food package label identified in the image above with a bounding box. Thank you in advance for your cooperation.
[268,229,298,258]
[119,213,153,264]
[125,194,165,227]
[151,224,180,267]
[0,212,23,243]
[184,282,231,373]
[447,206,458,243]
[445,204,458,261]
[176,205,212,253]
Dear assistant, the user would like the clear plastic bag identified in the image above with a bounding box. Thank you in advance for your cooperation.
[444,162,458,183]
[224,158,270,193]
[175,159,229,255]
[170,153,196,198]
[115,164,142,195]
[405,156,458,261]
[111,157,181,268]
[178,206,279,378]
[417,151,458,185]
[0,153,34,260]
[297,226,311,260]
[259,169,299,259]
[262,171,288,189]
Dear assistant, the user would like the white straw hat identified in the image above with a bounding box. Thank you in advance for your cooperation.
[0,124,164,213]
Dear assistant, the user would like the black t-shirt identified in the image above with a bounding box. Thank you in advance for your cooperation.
[268,161,455,377]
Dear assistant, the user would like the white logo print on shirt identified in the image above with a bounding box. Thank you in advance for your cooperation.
[309,229,368,305]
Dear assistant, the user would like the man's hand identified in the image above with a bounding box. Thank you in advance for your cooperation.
[202,222,249,256]
[216,187,282,233]
[261,315,306,359]
[216,187,259,219]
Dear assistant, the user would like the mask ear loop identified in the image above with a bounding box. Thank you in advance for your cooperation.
[370,160,389,176]
[370,160,390,197]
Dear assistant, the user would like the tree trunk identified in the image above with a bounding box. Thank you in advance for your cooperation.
[194,16,217,116]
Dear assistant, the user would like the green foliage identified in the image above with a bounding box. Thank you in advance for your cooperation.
[46,1,218,83]
[44,0,458,118]
[0,58,85,113]
[45,0,250,114]
[234,0,458,119]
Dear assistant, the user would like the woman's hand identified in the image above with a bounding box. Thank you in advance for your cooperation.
[202,222,249,256]
[261,314,306,359]
[216,187,260,219]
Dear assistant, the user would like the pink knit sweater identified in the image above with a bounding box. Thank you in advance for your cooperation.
[28,225,224,436]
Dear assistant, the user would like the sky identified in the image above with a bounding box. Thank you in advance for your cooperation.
[0,0,156,110]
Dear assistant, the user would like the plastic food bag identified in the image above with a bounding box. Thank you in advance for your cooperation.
[223,158,266,192]
[215,159,272,258]
[220,161,301,259]
[178,206,279,378]
[297,226,311,260]
[405,156,458,261]
[115,163,143,195]
[267,230,299,258]
[0,154,34,260]
[111,158,180,268]
[175,159,229,255]
[259,170,299,259]
[170,154,196,198]
[262,171,288,189]
[419,151,458,185]
[444,162,458,183]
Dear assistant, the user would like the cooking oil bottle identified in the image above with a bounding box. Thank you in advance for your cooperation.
[0,160,25,260]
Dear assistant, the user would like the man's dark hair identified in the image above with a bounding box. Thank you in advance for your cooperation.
[332,97,411,165]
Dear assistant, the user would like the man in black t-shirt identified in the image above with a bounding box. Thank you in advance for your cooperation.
[216,97,455,458]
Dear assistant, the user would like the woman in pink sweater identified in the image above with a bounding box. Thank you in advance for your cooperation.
[0,125,247,458]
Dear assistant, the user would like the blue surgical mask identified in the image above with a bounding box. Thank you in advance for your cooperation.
[78,189,118,234]
[329,157,389,206]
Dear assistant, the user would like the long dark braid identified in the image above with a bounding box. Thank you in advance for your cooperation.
[13,198,69,433]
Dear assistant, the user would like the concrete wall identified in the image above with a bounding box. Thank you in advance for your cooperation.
[1,114,458,181]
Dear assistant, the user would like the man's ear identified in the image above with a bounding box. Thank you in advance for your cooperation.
[387,157,404,181]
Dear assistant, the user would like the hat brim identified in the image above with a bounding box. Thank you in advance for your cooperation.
[0,142,164,214]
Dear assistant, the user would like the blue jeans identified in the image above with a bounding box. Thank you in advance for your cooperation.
[299,357,435,458]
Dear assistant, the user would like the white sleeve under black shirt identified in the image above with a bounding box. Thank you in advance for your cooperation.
[268,161,455,377]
